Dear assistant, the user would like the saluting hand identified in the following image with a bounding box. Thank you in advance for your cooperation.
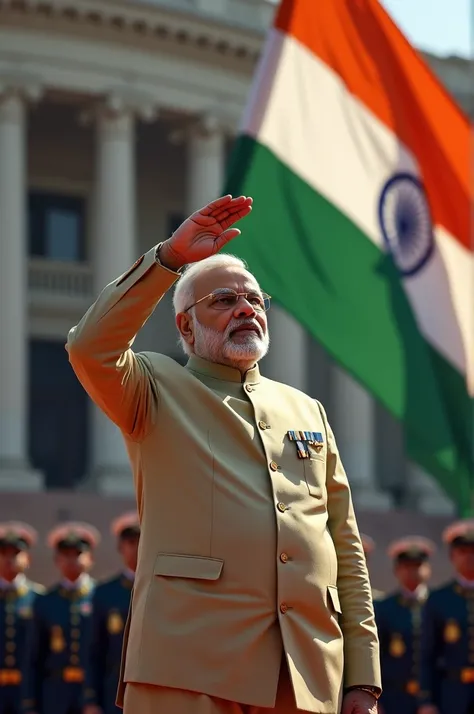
[159,194,253,271]
[341,690,378,714]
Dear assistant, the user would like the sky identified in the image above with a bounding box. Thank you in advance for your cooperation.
[380,0,471,57]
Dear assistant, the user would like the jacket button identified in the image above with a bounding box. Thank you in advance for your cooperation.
[245,384,253,393]
[258,420,268,430]
[280,603,288,614]
[277,502,287,513]
[280,553,289,563]
[270,461,278,471]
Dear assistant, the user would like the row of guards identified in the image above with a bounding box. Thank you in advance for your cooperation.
[0,513,139,714]
[1,516,474,714]
[361,520,474,714]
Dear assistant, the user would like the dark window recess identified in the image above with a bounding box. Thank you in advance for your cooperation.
[167,212,185,237]
[28,191,86,262]
[29,340,89,489]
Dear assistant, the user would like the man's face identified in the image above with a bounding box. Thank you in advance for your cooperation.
[0,545,29,581]
[177,266,269,370]
[118,535,139,572]
[394,559,431,590]
[54,547,92,581]
[450,543,474,580]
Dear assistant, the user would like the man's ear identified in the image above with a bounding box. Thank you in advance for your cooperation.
[176,312,195,347]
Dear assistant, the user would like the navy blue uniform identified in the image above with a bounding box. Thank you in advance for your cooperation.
[23,577,95,714]
[84,574,133,714]
[0,579,44,714]
[419,580,474,714]
[375,590,426,714]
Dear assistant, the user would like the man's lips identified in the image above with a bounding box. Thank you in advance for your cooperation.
[230,324,261,337]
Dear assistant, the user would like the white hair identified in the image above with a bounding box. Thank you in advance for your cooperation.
[172,253,262,357]
[172,254,252,316]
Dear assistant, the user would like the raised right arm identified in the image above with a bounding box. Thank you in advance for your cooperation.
[67,195,253,440]
[66,246,180,441]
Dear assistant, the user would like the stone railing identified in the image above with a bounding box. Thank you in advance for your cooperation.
[28,258,94,302]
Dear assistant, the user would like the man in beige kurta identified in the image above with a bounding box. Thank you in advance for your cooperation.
[67,195,381,714]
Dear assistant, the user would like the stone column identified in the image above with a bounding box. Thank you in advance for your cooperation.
[90,92,156,496]
[0,81,43,491]
[265,305,308,393]
[406,463,455,515]
[186,114,226,213]
[331,366,392,510]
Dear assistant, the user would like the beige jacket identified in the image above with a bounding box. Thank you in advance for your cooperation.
[67,246,381,713]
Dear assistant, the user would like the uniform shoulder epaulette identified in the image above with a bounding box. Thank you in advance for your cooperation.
[31,581,46,594]
[95,573,123,592]
[428,579,455,598]
[44,582,61,596]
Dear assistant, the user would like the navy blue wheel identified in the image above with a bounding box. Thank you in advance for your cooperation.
[378,172,434,277]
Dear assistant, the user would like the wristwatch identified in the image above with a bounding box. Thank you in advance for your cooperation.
[345,685,381,700]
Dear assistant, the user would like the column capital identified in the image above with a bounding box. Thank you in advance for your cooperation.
[168,111,233,145]
[0,72,43,105]
[80,87,159,127]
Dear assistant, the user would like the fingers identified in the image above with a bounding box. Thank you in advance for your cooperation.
[215,228,241,250]
[219,204,253,230]
[202,195,252,217]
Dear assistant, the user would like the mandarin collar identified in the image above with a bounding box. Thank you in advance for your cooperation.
[186,355,260,384]
[399,584,429,604]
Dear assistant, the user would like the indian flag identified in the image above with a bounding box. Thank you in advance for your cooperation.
[225,0,473,514]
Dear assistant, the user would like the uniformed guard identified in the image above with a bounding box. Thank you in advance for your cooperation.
[22,522,99,714]
[360,533,384,601]
[375,536,435,714]
[0,522,44,714]
[84,512,140,714]
[419,519,474,714]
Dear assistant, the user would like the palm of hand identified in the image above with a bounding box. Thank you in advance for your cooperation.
[169,194,253,264]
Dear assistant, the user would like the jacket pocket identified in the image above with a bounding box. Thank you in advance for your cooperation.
[327,585,342,615]
[153,553,224,581]
[303,456,326,498]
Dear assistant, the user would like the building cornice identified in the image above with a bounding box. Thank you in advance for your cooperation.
[0,0,274,62]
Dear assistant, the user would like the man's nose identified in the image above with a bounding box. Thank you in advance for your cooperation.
[234,297,256,318]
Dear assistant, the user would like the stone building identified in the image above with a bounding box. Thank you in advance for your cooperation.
[0,0,471,519]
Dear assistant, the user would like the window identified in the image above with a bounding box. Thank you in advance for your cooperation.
[167,212,185,238]
[29,339,89,489]
[28,191,86,262]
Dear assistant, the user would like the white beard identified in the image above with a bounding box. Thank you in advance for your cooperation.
[193,318,270,367]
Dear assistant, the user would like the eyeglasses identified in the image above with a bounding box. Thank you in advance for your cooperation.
[184,288,271,313]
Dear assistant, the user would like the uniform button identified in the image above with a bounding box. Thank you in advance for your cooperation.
[280,603,289,614]
[245,384,253,393]
[258,420,268,430]
[270,461,278,471]
[277,502,287,513]
[280,553,289,563]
